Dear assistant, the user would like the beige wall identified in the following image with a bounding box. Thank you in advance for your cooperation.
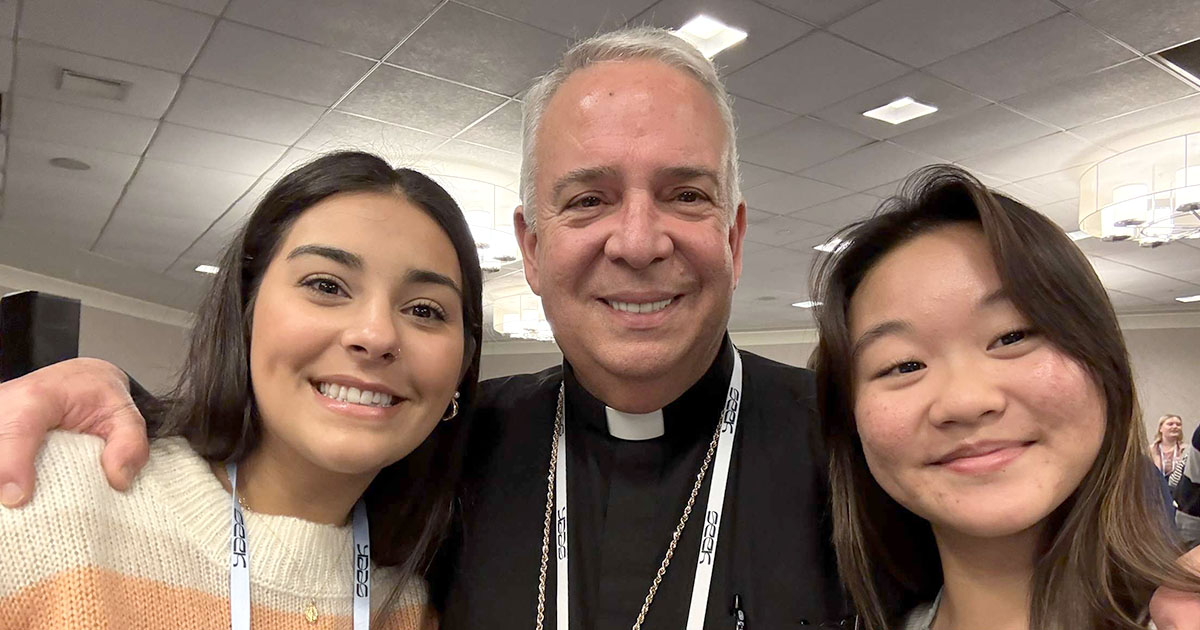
[480,330,1200,445]
[2,284,190,393]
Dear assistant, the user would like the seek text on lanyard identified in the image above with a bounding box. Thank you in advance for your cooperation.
[555,348,743,630]
[226,462,371,630]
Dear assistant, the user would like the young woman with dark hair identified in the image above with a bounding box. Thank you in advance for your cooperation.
[0,151,483,629]
[809,165,1200,629]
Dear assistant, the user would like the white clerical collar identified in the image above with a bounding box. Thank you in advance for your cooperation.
[604,406,665,441]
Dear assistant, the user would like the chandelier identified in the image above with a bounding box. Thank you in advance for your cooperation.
[491,292,554,342]
[1078,132,1200,247]
[430,174,523,270]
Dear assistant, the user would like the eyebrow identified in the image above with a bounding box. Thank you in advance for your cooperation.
[657,166,721,188]
[286,244,362,269]
[551,166,621,202]
[851,320,912,362]
[405,269,462,296]
[849,289,1013,360]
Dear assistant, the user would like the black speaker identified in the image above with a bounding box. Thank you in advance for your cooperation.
[0,291,82,381]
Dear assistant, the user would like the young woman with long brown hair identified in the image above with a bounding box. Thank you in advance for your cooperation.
[810,165,1200,629]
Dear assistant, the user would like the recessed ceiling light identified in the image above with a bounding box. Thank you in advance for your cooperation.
[49,157,91,171]
[195,264,220,274]
[1177,294,1200,303]
[813,237,849,253]
[792,300,822,309]
[1067,230,1091,241]
[862,97,939,125]
[673,15,747,58]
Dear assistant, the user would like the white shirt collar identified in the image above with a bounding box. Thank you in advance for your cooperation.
[604,406,665,441]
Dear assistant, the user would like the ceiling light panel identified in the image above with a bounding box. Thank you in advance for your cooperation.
[674,15,747,58]
[862,97,938,125]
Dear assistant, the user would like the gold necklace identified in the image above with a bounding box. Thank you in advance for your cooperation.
[534,384,725,630]
[236,493,337,625]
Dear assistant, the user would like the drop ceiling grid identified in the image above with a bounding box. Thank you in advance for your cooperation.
[0,0,1194,319]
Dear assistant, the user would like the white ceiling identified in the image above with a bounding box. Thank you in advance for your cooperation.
[0,0,1198,342]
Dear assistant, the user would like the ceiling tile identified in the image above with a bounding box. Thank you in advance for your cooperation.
[146,123,289,175]
[1038,197,1081,230]
[1073,0,1200,54]
[94,159,256,270]
[1011,165,1090,205]
[744,174,853,214]
[14,41,181,119]
[755,0,878,27]
[166,78,326,145]
[191,20,374,106]
[20,0,213,73]
[957,132,1113,182]
[890,104,1057,161]
[1085,256,1200,300]
[745,207,781,227]
[225,0,441,59]
[1069,94,1200,152]
[737,162,788,190]
[1105,289,1159,310]
[739,116,872,173]
[296,112,445,164]
[1097,241,1200,278]
[458,0,657,39]
[387,3,570,97]
[1,138,139,248]
[789,193,882,228]
[829,0,1060,67]
[10,96,158,156]
[813,71,990,141]
[457,101,523,153]
[994,181,1062,208]
[745,213,831,247]
[421,140,522,182]
[156,0,229,15]
[800,141,944,191]
[737,245,819,293]
[633,0,813,74]
[0,1,16,38]
[726,31,909,114]
[732,97,796,142]
[926,13,1136,101]
[339,65,506,136]
[1004,60,1198,130]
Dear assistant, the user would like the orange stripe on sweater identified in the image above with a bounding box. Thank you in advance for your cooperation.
[0,566,433,630]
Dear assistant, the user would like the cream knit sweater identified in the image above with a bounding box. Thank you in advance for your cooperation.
[0,433,432,629]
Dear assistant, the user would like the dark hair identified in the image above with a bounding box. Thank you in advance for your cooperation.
[810,165,1199,629]
[154,151,482,596]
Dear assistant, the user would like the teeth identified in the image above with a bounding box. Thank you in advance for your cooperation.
[607,298,673,314]
[315,382,397,407]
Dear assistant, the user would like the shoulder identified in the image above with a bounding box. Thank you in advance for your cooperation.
[7,432,113,514]
[740,350,815,392]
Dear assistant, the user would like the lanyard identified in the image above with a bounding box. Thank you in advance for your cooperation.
[227,462,371,630]
[555,348,743,629]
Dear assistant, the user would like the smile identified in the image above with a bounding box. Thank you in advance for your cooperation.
[315,381,398,408]
[603,297,675,314]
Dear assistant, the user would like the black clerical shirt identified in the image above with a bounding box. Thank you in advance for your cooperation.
[438,338,848,629]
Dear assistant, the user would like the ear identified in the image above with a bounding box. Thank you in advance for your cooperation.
[729,201,747,289]
[514,205,542,295]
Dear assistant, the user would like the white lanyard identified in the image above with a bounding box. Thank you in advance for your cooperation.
[227,462,371,630]
[555,348,743,629]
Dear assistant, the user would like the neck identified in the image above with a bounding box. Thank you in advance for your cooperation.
[931,524,1041,630]
[213,435,376,526]
[1162,436,1179,449]
[572,337,724,413]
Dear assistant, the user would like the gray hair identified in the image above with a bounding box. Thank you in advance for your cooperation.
[519,26,742,231]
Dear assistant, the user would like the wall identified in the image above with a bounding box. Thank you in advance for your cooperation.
[1,273,192,393]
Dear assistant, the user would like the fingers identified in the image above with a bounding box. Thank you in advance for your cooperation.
[0,418,46,508]
[0,374,62,508]
[1149,586,1200,630]
[98,403,151,492]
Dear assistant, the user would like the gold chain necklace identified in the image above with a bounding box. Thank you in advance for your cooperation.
[535,383,725,630]
[235,493,344,625]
